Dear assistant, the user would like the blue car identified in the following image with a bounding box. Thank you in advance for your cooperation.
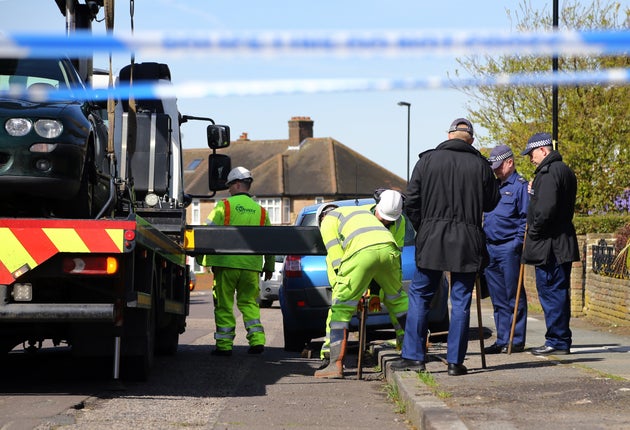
[279,198,450,352]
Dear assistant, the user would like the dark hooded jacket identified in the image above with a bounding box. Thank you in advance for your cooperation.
[405,139,500,273]
[521,150,580,266]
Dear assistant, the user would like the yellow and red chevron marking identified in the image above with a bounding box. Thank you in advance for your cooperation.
[0,219,135,284]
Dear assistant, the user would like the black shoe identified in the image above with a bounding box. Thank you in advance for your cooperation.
[248,345,264,354]
[447,363,467,376]
[390,358,426,372]
[483,343,505,354]
[503,344,525,353]
[211,348,232,357]
[531,345,570,356]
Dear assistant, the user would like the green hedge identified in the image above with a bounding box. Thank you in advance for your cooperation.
[573,214,630,235]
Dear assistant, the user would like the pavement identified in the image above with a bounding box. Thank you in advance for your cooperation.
[377,298,630,430]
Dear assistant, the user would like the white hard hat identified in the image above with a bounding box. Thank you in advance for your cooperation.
[316,203,338,226]
[226,166,253,186]
[375,190,403,221]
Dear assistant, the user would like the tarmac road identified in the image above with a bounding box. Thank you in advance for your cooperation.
[0,291,413,430]
[2,290,628,429]
[382,297,630,430]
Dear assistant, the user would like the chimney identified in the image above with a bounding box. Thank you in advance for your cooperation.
[288,116,313,146]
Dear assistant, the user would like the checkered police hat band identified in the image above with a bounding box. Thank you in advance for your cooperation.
[528,137,552,150]
[489,151,512,163]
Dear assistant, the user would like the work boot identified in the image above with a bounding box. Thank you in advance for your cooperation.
[248,344,264,354]
[317,351,330,370]
[314,328,347,379]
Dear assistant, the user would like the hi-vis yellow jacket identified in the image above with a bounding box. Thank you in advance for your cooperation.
[197,193,275,272]
[361,204,406,250]
[320,206,397,285]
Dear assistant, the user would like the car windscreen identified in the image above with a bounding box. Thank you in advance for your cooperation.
[0,58,83,98]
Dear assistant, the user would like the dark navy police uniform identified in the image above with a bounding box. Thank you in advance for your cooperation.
[521,133,579,354]
[483,171,529,348]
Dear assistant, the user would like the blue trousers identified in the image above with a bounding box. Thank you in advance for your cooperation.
[485,242,527,346]
[401,268,475,365]
[535,256,572,350]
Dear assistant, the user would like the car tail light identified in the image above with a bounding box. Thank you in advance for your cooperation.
[62,256,118,275]
[283,255,303,278]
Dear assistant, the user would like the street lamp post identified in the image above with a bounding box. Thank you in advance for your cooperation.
[552,0,559,150]
[397,101,411,183]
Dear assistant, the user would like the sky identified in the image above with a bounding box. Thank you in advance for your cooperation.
[1,0,625,181]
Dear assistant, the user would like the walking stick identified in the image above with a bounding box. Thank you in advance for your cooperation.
[475,275,487,369]
[508,228,527,355]
[357,292,368,380]
[507,263,525,354]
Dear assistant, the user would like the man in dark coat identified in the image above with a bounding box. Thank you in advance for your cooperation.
[520,132,579,356]
[391,118,500,376]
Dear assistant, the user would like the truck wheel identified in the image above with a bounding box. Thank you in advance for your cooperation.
[122,305,156,381]
[156,315,181,356]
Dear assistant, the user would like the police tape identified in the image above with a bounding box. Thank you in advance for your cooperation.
[1,29,630,58]
[4,68,630,101]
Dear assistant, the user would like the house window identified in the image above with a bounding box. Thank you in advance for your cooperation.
[283,198,290,224]
[257,198,282,224]
[191,201,201,225]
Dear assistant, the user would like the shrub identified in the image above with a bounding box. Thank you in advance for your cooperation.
[573,214,630,235]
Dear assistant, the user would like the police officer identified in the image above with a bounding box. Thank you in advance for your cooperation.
[483,144,529,354]
[314,200,408,379]
[197,167,275,356]
[521,133,579,355]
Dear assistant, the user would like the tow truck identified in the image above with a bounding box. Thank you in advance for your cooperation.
[0,1,325,380]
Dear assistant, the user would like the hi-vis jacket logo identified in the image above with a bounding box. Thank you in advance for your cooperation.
[234,204,257,215]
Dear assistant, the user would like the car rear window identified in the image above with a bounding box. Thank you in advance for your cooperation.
[299,213,317,227]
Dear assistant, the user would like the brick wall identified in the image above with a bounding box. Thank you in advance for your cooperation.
[522,233,630,326]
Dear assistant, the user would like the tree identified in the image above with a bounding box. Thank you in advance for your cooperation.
[454,0,630,214]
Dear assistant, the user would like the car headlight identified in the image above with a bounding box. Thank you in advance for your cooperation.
[34,119,63,138]
[5,118,32,136]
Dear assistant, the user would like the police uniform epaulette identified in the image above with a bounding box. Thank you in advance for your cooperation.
[517,176,528,183]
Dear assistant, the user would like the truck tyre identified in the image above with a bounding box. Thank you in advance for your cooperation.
[122,305,156,381]
[156,314,181,356]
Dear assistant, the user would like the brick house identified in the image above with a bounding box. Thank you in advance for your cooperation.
[183,116,406,229]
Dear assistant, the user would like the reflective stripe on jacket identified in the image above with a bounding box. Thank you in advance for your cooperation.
[197,193,274,272]
[320,206,397,283]
[361,203,406,250]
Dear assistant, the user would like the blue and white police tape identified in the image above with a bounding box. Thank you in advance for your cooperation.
[1,29,629,58]
[4,68,630,101]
